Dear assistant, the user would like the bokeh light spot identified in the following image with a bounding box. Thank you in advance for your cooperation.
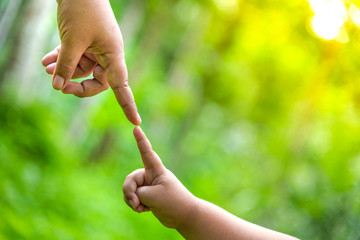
[348,3,360,26]
[309,0,348,40]
[213,0,239,14]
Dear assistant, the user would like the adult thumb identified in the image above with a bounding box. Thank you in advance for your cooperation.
[53,41,86,90]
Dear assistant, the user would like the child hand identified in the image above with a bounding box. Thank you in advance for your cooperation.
[42,45,109,97]
[124,127,299,240]
[123,127,197,229]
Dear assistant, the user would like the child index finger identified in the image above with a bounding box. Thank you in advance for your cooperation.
[133,126,165,174]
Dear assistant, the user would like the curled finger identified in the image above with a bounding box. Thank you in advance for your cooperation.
[61,65,109,97]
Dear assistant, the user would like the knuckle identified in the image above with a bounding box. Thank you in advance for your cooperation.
[56,62,75,79]
[111,81,129,92]
[122,185,129,194]
[123,178,131,188]
[120,102,130,110]
[122,186,131,196]
[103,82,110,90]
[142,151,154,160]
[123,176,134,190]
[101,51,125,69]
[81,68,92,77]
[123,191,133,201]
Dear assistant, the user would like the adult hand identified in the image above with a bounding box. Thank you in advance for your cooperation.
[42,45,110,97]
[46,0,141,125]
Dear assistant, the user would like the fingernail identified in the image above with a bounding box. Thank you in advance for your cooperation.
[129,199,134,208]
[137,113,142,124]
[53,75,64,90]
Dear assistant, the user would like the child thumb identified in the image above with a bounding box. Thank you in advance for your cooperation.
[136,185,161,207]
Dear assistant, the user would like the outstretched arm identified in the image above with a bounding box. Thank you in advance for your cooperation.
[123,127,298,240]
[178,199,298,240]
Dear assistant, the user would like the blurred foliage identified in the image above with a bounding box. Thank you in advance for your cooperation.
[1,0,360,239]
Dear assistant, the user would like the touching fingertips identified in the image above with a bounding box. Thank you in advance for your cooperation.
[133,126,143,141]
[136,113,142,125]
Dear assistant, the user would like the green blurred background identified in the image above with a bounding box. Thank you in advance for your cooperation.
[1,0,360,239]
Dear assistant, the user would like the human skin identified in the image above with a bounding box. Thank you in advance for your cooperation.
[124,127,299,240]
[48,1,298,238]
[46,0,141,125]
[42,45,105,87]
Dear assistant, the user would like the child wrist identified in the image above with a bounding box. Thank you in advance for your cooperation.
[175,196,201,232]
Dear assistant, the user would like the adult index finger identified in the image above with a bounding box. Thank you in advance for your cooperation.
[105,56,141,125]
